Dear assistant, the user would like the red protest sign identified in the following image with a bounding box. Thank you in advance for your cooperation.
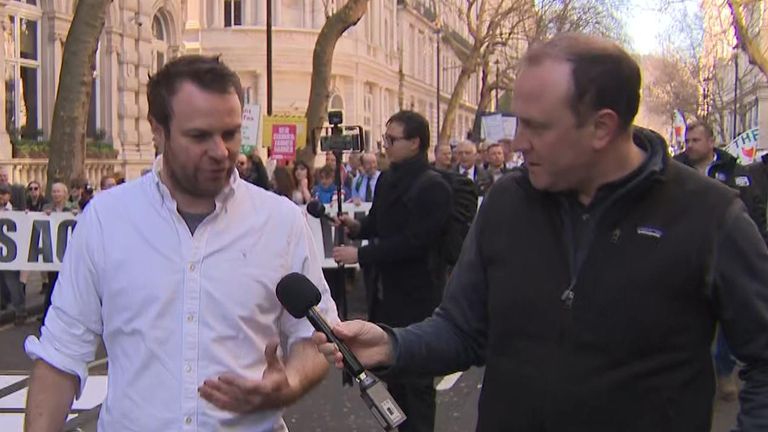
[271,124,297,161]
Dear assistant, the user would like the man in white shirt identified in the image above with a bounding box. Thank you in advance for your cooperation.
[24,55,338,431]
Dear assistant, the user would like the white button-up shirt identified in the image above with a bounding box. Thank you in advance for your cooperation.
[25,157,339,431]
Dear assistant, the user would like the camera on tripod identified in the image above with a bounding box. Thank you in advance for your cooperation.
[316,110,364,153]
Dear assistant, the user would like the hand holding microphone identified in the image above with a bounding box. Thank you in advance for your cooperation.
[276,273,405,430]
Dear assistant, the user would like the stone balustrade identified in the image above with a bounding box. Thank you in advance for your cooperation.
[0,159,123,188]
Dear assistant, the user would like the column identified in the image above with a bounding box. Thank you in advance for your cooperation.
[0,8,10,157]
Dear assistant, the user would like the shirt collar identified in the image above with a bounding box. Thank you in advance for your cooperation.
[149,155,239,212]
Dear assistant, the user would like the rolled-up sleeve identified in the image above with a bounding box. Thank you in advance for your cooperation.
[24,207,104,398]
[710,200,768,431]
[278,211,340,350]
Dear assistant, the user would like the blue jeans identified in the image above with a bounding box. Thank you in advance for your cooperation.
[714,327,737,377]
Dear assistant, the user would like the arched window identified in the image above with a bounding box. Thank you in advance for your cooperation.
[151,13,168,73]
[330,94,344,111]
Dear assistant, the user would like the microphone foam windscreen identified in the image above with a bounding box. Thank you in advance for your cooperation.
[276,272,322,318]
[306,200,326,219]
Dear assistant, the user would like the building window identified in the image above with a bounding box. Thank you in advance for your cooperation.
[224,0,243,27]
[363,84,373,129]
[86,44,101,138]
[5,14,40,140]
[384,17,390,55]
[330,93,344,111]
[151,13,168,73]
[12,0,37,6]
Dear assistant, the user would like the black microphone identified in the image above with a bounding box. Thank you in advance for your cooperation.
[277,272,364,376]
[276,273,406,430]
[306,199,333,221]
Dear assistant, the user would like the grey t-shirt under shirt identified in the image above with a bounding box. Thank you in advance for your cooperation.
[178,209,212,235]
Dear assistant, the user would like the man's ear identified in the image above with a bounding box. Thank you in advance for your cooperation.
[149,116,166,154]
[591,109,621,150]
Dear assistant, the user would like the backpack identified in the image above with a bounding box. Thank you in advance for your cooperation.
[408,168,478,266]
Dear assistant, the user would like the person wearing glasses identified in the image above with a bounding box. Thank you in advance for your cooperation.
[25,181,47,212]
[332,110,452,432]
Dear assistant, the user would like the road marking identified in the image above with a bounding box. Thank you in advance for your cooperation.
[436,371,463,391]
[0,357,109,431]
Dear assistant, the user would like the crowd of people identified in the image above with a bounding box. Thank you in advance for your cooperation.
[0,172,123,326]
[232,135,523,209]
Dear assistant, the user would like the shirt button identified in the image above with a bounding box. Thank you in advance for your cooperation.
[186,314,194,322]
[582,214,590,221]
[189,263,196,272]
[184,416,192,425]
[185,363,192,373]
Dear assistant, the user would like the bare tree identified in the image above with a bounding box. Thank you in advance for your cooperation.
[528,0,628,43]
[299,0,369,164]
[439,0,530,144]
[46,0,112,193]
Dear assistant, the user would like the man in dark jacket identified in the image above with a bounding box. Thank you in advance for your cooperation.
[748,153,768,244]
[674,120,766,401]
[314,33,768,432]
[674,122,765,240]
[332,110,452,432]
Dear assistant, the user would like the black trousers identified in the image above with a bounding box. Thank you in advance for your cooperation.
[42,271,58,322]
[385,375,436,432]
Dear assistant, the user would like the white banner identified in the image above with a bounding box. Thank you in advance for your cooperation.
[726,127,759,165]
[0,211,77,271]
[0,205,370,271]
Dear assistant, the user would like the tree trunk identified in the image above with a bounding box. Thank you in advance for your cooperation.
[471,60,493,141]
[439,65,474,144]
[46,0,111,195]
[299,0,368,165]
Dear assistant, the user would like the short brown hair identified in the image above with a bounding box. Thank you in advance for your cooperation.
[523,33,641,131]
[147,55,243,137]
[686,121,715,139]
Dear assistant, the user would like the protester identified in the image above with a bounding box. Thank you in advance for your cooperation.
[485,143,509,182]
[271,165,295,200]
[455,140,492,195]
[40,181,78,322]
[67,178,86,209]
[315,33,768,431]
[100,175,117,191]
[290,160,314,205]
[432,144,453,171]
[246,150,271,191]
[332,111,452,432]
[79,183,95,210]
[25,180,47,212]
[748,153,768,246]
[0,184,26,325]
[675,120,766,401]
[235,153,250,178]
[0,166,27,210]
[350,153,380,204]
[313,164,347,204]
[24,55,337,431]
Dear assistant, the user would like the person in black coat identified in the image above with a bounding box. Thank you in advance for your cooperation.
[748,153,768,246]
[333,110,452,432]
